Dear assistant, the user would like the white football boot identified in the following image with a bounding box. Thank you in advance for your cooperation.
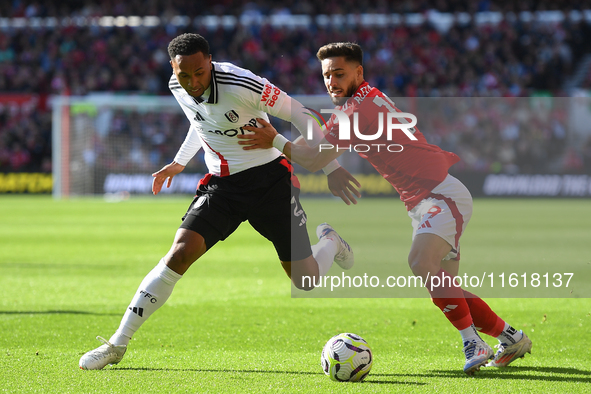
[486,332,532,367]
[79,336,127,370]
[463,340,493,376]
[316,223,354,269]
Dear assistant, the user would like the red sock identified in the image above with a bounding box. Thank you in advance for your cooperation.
[427,269,473,330]
[463,290,505,337]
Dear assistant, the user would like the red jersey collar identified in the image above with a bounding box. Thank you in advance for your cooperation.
[353,81,371,100]
[338,81,372,110]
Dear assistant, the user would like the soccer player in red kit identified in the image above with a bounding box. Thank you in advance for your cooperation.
[238,42,532,375]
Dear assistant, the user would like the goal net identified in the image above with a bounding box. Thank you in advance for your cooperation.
[51,95,207,198]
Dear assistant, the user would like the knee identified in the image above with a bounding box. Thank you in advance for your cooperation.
[407,248,423,273]
[291,269,318,291]
[289,257,319,291]
[408,249,440,279]
[292,274,316,291]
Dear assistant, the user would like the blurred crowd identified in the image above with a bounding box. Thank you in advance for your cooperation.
[1,0,591,175]
[3,0,591,18]
[407,97,583,175]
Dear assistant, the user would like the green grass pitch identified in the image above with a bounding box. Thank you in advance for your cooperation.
[1,195,590,393]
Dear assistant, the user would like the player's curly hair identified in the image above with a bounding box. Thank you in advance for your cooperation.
[316,42,363,65]
[168,33,210,59]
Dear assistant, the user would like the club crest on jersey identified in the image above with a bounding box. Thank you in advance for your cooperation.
[225,110,239,123]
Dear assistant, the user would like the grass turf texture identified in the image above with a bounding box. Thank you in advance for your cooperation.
[1,195,590,393]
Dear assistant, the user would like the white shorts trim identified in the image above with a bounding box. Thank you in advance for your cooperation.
[408,174,473,260]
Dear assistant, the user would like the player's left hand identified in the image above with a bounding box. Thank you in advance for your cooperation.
[151,161,185,195]
[238,118,277,150]
[327,167,362,205]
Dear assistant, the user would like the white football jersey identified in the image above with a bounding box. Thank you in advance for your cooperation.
[170,62,288,176]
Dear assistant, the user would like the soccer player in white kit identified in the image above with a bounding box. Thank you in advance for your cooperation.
[238,42,533,375]
[79,33,358,370]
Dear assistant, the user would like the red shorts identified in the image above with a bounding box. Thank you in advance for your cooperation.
[408,174,473,261]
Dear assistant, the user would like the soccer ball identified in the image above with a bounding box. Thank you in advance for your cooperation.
[320,333,373,382]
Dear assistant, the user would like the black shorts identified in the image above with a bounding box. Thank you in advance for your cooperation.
[179,157,312,261]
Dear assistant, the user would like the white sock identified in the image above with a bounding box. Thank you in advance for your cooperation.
[109,259,182,346]
[496,323,523,345]
[459,324,481,344]
[311,237,337,277]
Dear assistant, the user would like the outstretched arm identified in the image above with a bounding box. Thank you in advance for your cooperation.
[238,118,361,205]
[258,95,342,174]
[238,118,338,171]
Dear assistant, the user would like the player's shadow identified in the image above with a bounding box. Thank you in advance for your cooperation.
[383,366,591,383]
[0,310,119,316]
[115,367,323,375]
[115,368,425,385]
[508,366,591,376]
[360,379,426,386]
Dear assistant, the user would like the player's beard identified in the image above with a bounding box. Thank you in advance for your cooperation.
[329,82,357,106]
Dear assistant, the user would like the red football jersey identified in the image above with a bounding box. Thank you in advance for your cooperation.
[324,82,460,210]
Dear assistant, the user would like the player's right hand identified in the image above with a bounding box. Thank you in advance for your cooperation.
[238,118,277,150]
[327,167,362,205]
[151,162,185,195]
